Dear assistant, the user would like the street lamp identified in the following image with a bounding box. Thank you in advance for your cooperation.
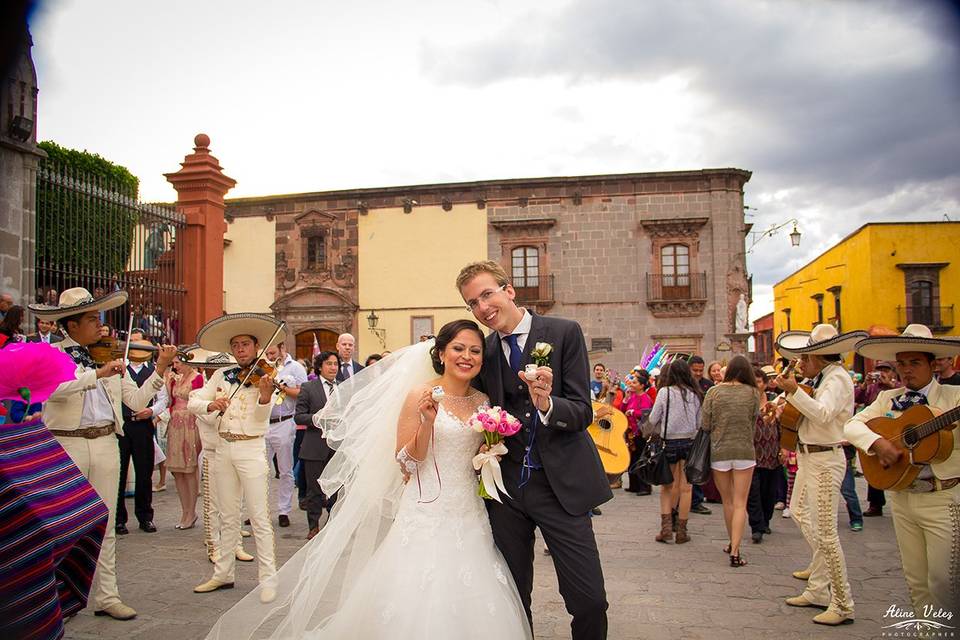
[747,218,802,253]
[366,310,386,348]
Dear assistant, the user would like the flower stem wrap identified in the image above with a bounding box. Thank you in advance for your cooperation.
[472,433,511,503]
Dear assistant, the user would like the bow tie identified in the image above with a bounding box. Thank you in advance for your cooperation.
[65,345,96,370]
[223,367,241,386]
[891,390,928,412]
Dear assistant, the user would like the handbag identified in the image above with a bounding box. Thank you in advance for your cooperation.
[684,427,711,486]
[630,390,673,486]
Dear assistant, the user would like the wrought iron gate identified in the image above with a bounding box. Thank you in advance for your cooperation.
[35,161,186,342]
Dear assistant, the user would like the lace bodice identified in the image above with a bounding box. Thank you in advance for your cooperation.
[397,393,488,515]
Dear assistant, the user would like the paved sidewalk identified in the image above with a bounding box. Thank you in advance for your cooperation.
[64,475,910,639]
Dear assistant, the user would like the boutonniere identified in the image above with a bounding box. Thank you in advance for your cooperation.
[530,342,553,367]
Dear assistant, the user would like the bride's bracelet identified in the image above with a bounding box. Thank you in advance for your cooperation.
[396,446,422,474]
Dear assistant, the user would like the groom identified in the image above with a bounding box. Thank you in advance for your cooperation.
[458,261,611,640]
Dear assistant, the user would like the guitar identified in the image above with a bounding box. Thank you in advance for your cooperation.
[857,403,960,490]
[777,360,812,451]
[589,401,631,474]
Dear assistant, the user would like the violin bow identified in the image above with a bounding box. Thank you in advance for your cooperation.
[121,315,135,377]
[218,320,287,417]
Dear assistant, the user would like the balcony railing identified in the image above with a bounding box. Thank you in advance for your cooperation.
[646,272,707,302]
[513,274,555,308]
[897,305,954,332]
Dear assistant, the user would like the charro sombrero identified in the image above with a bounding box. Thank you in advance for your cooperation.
[855,324,960,362]
[178,344,237,368]
[28,287,127,322]
[196,313,285,353]
[776,324,868,359]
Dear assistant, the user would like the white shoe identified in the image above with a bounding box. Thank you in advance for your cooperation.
[774,501,785,510]
[782,508,792,518]
[259,586,277,604]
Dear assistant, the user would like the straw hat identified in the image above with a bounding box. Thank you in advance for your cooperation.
[775,324,868,359]
[855,324,960,362]
[178,344,237,368]
[28,287,127,322]
[195,313,285,353]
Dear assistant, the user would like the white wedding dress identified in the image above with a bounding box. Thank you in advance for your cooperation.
[204,341,531,640]
[314,398,531,638]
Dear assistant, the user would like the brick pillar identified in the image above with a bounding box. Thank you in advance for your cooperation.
[165,134,236,342]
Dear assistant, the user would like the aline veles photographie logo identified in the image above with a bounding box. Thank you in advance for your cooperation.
[881,604,955,637]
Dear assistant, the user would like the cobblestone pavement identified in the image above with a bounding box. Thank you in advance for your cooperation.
[64,475,910,640]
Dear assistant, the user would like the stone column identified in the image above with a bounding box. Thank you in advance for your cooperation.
[165,134,236,342]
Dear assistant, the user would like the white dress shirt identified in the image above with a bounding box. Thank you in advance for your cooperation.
[498,309,553,423]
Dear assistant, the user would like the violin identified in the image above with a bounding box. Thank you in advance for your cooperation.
[87,337,193,365]
[89,336,157,364]
[235,357,287,403]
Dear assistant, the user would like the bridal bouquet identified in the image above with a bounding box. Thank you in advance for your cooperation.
[468,406,522,503]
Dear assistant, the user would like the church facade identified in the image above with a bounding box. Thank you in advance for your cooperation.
[223,168,752,370]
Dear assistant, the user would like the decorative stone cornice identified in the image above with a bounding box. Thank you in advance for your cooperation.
[639,217,709,238]
[646,299,707,318]
[490,218,556,231]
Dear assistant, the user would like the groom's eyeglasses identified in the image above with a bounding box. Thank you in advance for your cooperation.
[465,285,506,311]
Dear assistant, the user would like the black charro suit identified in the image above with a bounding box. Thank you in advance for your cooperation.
[474,311,610,640]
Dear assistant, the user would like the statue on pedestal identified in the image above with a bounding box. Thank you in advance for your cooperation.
[735,293,749,334]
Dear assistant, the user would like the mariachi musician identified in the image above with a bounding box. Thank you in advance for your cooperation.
[844,324,960,611]
[773,324,867,627]
[189,313,284,604]
[30,287,177,622]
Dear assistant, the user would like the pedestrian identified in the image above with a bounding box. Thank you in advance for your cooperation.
[700,355,761,567]
[648,360,703,544]
[747,366,782,544]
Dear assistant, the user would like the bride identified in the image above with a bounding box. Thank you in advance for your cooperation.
[205,319,532,639]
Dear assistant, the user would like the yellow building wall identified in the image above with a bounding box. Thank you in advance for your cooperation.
[357,204,486,352]
[773,223,960,350]
[223,216,276,313]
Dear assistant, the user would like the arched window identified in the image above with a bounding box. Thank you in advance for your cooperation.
[511,246,539,297]
[660,244,689,298]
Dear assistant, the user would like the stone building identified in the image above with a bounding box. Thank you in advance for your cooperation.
[0,26,42,307]
[223,168,752,367]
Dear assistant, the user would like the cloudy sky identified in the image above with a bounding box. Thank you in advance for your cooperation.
[31,0,960,319]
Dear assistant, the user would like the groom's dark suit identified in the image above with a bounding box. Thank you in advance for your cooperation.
[475,311,610,640]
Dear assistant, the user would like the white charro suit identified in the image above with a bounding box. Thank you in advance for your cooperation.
[784,362,855,616]
[43,336,164,610]
[188,367,276,586]
[845,379,960,611]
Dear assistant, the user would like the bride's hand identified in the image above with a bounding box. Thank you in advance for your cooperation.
[417,390,439,426]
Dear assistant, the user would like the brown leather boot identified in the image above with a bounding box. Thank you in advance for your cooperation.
[675,519,690,544]
[655,513,673,543]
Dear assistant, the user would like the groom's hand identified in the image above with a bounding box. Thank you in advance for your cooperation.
[521,366,553,412]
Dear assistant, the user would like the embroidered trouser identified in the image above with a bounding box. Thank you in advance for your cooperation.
[56,433,122,610]
[890,484,960,611]
[212,438,276,584]
[790,448,854,615]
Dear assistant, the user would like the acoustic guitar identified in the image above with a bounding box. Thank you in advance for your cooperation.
[777,360,812,451]
[589,401,631,474]
[858,403,960,490]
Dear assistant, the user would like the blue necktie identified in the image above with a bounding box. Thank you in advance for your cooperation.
[505,334,523,374]
[505,334,542,484]
[891,390,928,412]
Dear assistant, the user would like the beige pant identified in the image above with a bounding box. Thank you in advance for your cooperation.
[212,438,276,584]
[790,447,854,615]
[56,433,122,610]
[201,449,221,559]
[890,484,960,611]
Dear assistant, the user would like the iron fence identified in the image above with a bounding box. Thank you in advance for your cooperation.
[35,162,186,343]
[646,272,708,301]
[897,305,954,332]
